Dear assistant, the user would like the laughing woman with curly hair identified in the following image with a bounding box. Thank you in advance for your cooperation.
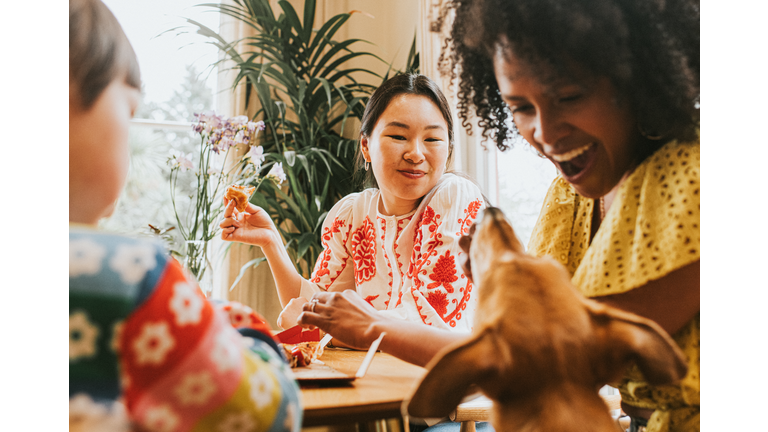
[299,1,699,431]
[443,0,700,431]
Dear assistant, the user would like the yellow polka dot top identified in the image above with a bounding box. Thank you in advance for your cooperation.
[528,139,700,431]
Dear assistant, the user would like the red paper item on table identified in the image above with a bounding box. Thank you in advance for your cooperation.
[274,325,320,344]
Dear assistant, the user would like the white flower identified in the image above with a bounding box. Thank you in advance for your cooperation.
[246,145,265,169]
[169,281,204,326]
[226,302,254,328]
[266,162,287,185]
[211,330,240,373]
[109,243,157,285]
[69,393,129,431]
[69,238,107,278]
[143,404,180,432]
[132,321,175,366]
[246,121,265,132]
[249,369,276,409]
[70,310,100,361]
[110,321,124,353]
[174,371,217,406]
[229,115,249,126]
[217,411,257,432]
[234,130,246,145]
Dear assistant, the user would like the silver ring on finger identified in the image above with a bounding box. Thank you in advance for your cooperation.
[310,299,318,313]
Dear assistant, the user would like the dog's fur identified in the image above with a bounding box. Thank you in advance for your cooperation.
[407,208,687,431]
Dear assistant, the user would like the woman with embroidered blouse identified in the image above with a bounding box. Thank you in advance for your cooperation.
[220,73,486,334]
[298,1,699,431]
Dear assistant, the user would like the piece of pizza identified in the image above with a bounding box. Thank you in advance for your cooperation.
[281,342,324,368]
[225,184,256,212]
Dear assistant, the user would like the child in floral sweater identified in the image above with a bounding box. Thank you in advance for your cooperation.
[69,1,301,430]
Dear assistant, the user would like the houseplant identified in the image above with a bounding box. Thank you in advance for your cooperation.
[187,0,418,278]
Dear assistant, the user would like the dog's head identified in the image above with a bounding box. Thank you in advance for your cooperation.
[408,208,688,431]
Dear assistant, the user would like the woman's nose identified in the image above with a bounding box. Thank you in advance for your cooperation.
[403,139,426,163]
[532,107,571,151]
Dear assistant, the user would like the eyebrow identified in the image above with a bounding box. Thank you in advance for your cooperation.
[385,121,445,131]
[501,95,527,102]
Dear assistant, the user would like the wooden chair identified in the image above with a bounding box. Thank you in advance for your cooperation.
[449,393,629,432]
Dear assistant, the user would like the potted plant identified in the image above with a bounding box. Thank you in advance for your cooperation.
[186,0,418,278]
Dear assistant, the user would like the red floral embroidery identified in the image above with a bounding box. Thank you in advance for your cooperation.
[427,250,458,292]
[364,295,379,307]
[421,206,441,237]
[407,202,478,327]
[457,199,483,236]
[408,206,443,279]
[352,216,377,284]
[311,217,347,285]
[426,291,449,318]
[395,216,411,290]
[378,217,393,307]
[443,280,473,326]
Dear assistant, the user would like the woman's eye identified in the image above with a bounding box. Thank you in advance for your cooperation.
[387,135,406,141]
[558,94,582,103]
[425,137,443,143]
[510,104,533,115]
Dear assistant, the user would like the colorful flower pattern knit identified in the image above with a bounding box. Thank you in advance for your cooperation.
[70,227,302,432]
[300,173,485,331]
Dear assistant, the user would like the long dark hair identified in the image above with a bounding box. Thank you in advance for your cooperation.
[443,0,700,151]
[355,73,455,189]
[70,0,141,109]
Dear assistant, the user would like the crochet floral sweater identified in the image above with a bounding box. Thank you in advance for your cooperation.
[70,226,301,432]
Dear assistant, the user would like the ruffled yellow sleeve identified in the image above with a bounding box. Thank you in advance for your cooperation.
[527,176,593,276]
[572,140,700,296]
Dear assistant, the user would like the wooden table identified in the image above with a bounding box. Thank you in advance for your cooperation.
[299,348,427,427]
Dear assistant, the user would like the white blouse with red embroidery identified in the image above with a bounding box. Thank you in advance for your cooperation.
[298,174,485,332]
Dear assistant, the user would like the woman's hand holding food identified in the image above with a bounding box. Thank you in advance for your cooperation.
[220,198,280,247]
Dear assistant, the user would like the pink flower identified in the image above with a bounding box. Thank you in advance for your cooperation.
[168,149,194,172]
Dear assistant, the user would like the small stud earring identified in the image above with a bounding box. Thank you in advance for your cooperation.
[365,161,370,171]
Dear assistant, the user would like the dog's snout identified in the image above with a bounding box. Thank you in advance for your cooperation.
[459,232,472,253]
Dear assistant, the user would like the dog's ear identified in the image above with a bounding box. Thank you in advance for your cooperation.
[587,301,688,385]
[407,328,507,419]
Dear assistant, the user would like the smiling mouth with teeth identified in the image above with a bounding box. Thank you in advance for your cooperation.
[550,143,596,178]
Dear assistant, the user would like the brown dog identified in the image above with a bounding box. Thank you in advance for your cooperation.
[407,207,687,431]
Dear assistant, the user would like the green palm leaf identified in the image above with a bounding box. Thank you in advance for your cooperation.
[188,0,416,278]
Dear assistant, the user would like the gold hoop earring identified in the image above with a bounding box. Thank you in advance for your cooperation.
[638,122,665,140]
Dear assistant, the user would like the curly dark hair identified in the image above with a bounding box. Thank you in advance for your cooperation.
[441,0,700,151]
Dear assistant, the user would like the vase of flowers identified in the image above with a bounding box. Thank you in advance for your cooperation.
[166,111,285,293]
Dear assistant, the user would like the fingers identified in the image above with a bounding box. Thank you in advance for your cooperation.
[220,201,242,231]
[223,199,236,218]
[244,202,264,215]
[221,226,236,240]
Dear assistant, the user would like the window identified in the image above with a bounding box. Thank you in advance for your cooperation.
[495,138,558,248]
[99,0,220,237]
